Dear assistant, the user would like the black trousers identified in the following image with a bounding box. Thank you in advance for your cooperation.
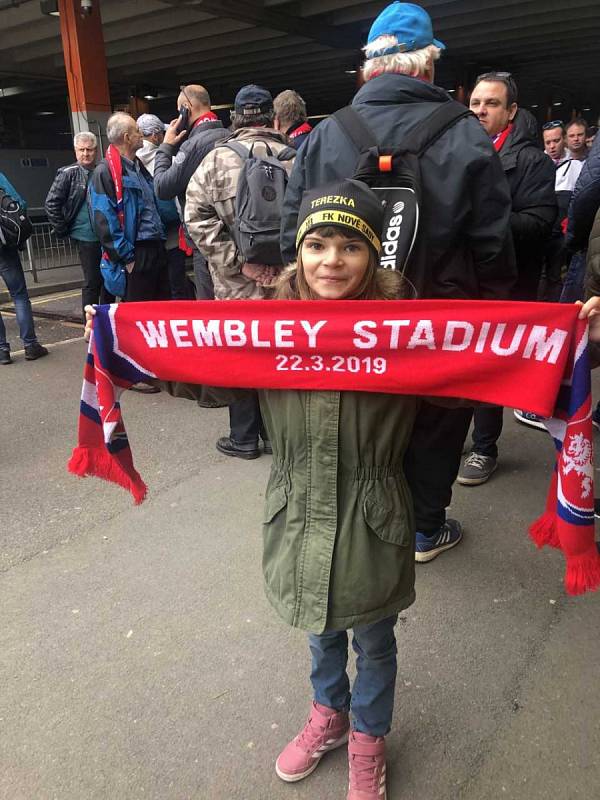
[77,240,115,319]
[538,236,566,303]
[471,405,503,459]
[229,391,266,446]
[193,247,215,300]
[167,246,189,300]
[403,401,473,534]
[125,241,170,302]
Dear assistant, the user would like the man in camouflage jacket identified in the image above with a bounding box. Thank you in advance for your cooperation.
[184,86,294,300]
[184,85,295,459]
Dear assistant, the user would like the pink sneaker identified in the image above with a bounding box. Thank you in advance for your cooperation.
[347,731,387,800]
[275,701,350,782]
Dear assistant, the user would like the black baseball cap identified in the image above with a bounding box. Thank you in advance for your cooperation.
[234,84,274,116]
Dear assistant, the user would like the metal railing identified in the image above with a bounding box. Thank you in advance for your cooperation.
[22,208,80,283]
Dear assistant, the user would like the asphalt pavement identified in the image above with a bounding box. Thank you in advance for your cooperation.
[1,287,599,800]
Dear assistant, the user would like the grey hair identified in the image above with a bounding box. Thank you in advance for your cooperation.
[362,36,440,81]
[230,111,274,131]
[106,112,135,144]
[73,131,97,148]
[273,89,307,126]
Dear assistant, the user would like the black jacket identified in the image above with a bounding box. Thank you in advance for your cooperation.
[44,162,90,237]
[567,134,600,253]
[497,109,556,300]
[153,120,228,213]
[281,74,516,299]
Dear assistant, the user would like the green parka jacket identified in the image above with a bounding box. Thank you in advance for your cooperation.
[164,381,418,634]
[161,271,419,634]
[260,387,417,633]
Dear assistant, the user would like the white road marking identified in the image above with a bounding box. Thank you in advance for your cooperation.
[11,335,85,356]
[29,290,80,306]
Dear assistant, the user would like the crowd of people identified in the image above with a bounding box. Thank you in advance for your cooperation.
[3,1,600,798]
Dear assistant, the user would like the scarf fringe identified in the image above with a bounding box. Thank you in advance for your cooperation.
[68,445,147,505]
[564,547,600,595]
[529,511,560,549]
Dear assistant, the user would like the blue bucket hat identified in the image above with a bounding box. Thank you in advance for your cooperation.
[367,2,445,56]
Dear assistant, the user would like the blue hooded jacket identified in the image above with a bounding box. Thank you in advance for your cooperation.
[88,155,164,296]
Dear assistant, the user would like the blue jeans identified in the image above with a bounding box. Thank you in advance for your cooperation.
[308,615,398,737]
[0,246,37,351]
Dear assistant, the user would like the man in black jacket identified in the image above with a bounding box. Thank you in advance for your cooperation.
[459,73,556,482]
[154,84,228,299]
[45,131,115,317]
[281,2,516,564]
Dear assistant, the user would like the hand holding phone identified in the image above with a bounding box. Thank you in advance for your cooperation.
[164,116,189,147]
[176,105,190,133]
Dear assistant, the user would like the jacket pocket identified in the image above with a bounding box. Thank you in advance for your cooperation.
[122,176,142,192]
[100,259,126,297]
[263,483,289,524]
[363,481,411,547]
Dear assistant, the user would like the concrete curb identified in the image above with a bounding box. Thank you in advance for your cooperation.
[0,279,83,304]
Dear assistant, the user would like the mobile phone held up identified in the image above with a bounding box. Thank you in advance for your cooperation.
[176,106,190,134]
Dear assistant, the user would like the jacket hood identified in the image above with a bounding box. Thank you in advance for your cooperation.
[136,140,158,173]
[504,108,540,150]
[229,127,289,145]
[354,73,453,107]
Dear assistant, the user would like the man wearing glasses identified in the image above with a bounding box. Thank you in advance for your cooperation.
[459,72,556,479]
[153,84,228,300]
[539,121,583,300]
[543,121,571,165]
[543,121,584,190]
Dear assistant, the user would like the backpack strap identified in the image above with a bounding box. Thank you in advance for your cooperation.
[221,140,250,161]
[277,145,297,163]
[401,101,474,156]
[333,101,472,157]
[333,106,378,153]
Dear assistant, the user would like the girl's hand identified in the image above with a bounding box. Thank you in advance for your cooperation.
[84,304,97,342]
[577,298,600,343]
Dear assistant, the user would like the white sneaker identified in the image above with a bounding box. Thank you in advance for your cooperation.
[513,409,547,430]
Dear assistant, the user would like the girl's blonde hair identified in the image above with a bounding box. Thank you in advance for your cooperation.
[274,225,405,301]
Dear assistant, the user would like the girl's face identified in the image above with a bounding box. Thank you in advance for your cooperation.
[301,231,371,300]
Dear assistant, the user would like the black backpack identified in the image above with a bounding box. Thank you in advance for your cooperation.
[0,186,33,249]
[333,101,472,296]
[223,139,295,266]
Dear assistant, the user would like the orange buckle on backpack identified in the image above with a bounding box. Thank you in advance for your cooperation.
[379,155,393,172]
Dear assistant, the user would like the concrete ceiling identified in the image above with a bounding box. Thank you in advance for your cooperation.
[1,0,599,124]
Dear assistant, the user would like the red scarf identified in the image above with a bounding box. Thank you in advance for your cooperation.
[493,123,514,152]
[288,122,313,139]
[105,144,124,228]
[178,225,193,256]
[192,111,219,129]
[68,299,600,596]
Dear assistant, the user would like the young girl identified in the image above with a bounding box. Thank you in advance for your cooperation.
[87,178,417,800]
[262,180,415,800]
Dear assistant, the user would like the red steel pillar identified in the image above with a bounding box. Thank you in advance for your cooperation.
[58,0,111,153]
